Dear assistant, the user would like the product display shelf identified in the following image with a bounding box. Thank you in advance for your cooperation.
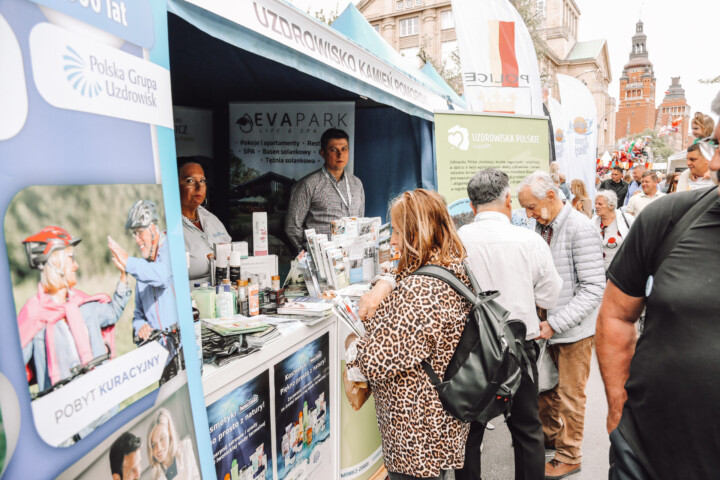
[201,315,338,403]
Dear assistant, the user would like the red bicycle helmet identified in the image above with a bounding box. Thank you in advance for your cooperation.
[23,226,81,270]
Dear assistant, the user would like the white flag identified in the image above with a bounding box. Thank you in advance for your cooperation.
[556,74,598,198]
[451,0,543,116]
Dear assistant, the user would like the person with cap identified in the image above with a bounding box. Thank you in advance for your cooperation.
[108,201,179,344]
[18,226,131,393]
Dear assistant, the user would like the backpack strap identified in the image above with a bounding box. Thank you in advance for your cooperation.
[651,187,718,276]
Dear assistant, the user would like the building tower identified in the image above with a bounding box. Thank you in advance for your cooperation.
[656,77,692,151]
[615,20,657,141]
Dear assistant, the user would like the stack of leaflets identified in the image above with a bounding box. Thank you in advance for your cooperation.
[203,315,269,337]
[332,297,366,337]
[277,297,334,316]
[245,324,281,347]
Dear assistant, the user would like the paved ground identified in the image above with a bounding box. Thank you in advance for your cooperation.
[444,351,609,479]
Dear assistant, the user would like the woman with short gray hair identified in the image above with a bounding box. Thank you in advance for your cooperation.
[592,190,634,270]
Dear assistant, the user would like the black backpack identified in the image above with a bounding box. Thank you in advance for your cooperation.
[411,263,532,424]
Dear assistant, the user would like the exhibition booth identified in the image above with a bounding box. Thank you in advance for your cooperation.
[165,1,465,479]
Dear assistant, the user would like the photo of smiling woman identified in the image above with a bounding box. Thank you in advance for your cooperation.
[147,408,200,480]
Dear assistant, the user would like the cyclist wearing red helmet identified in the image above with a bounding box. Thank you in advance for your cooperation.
[18,226,131,392]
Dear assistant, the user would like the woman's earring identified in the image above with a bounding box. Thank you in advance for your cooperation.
[202,197,208,208]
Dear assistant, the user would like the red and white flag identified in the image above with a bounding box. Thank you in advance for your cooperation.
[451,0,543,115]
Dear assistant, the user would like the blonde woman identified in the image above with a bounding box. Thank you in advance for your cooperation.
[570,179,593,218]
[346,189,471,480]
[147,408,200,480]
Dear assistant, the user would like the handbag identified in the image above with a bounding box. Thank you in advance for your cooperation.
[342,366,371,411]
[410,262,532,424]
[536,339,558,393]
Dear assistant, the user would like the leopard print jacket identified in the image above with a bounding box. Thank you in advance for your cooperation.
[347,252,471,477]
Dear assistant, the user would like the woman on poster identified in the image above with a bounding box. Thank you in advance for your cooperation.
[18,226,131,393]
[147,408,200,480]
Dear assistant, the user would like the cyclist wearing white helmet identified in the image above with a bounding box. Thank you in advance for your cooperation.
[108,200,179,344]
[18,226,130,393]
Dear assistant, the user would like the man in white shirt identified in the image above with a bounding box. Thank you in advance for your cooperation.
[455,168,562,480]
[676,143,715,191]
[626,172,665,216]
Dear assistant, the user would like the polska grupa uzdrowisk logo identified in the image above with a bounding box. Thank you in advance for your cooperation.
[63,46,102,98]
[447,125,470,151]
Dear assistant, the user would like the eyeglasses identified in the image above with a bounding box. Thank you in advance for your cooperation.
[183,177,206,188]
[698,137,719,161]
[131,227,147,240]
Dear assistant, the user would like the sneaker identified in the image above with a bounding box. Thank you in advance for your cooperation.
[545,459,581,479]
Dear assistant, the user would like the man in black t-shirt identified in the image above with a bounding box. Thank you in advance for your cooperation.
[596,107,720,479]
[598,166,629,206]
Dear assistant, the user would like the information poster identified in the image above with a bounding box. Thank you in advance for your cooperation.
[207,371,272,480]
[435,112,549,227]
[338,324,384,480]
[274,333,331,480]
[0,0,212,477]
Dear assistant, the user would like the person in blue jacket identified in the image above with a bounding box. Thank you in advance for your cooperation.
[108,200,180,381]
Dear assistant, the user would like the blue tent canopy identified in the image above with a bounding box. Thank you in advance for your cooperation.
[166,0,444,230]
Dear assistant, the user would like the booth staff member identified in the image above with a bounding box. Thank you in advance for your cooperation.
[178,162,231,284]
[285,128,365,253]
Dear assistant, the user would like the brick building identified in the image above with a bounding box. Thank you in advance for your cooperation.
[655,77,693,151]
[615,20,657,140]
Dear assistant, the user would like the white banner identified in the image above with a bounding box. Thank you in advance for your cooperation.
[556,74,598,198]
[186,0,448,113]
[229,101,355,186]
[29,22,173,128]
[547,96,573,177]
[174,106,214,158]
[451,0,543,116]
[31,341,169,447]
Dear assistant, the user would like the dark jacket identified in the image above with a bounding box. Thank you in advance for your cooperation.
[598,179,629,206]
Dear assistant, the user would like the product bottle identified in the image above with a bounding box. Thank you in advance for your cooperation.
[191,285,216,319]
[271,274,281,291]
[215,253,228,286]
[229,251,242,284]
[221,279,237,314]
[237,280,250,316]
[248,283,260,316]
[303,401,309,444]
[216,284,234,318]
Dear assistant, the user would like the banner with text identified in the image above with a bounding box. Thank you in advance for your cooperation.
[556,74,598,199]
[186,0,449,115]
[207,370,272,480]
[435,112,549,227]
[0,0,212,477]
[547,96,574,178]
[274,333,331,480]
[451,0,543,116]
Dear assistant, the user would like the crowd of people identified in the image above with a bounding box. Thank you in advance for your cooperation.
[346,95,720,480]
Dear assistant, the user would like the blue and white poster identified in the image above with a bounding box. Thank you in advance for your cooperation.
[0,0,212,477]
[207,371,272,480]
[274,333,331,480]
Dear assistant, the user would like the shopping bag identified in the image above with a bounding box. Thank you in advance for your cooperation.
[342,366,371,410]
[537,339,558,393]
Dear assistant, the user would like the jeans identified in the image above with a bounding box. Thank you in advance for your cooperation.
[455,340,545,480]
[538,336,594,464]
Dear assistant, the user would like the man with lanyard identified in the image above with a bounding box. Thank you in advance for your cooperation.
[108,200,180,382]
[623,165,646,206]
[285,128,365,254]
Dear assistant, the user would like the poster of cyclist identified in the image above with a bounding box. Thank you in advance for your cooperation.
[5,184,186,447]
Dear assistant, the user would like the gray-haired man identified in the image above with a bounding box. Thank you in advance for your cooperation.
[455,168,561,480]
[518,171,605,479]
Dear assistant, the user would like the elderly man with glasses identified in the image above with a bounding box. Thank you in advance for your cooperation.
[597,91,720,479]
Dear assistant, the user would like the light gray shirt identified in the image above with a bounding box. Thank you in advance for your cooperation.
[285,167,365,252]
[182,206,232,284]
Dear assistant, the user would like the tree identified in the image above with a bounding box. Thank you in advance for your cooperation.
[699,75,720,84]
[307,5,339,25]
[418,35,463,94]
[629,129,674,163]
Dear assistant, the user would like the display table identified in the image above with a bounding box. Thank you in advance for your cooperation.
[201,314,385,480]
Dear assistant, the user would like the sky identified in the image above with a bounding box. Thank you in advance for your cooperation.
[288,0,720,121]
